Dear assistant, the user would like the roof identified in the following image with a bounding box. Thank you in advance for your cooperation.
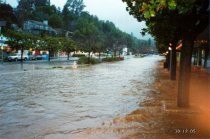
[25,20,48,26]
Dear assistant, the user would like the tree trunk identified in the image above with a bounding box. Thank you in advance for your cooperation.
[67,52,70,61]
[48,50,51,62]
[193,49,197,65]
[168,51,171,71]
[177,35,195,107]
[20,46,24,63]
[99,52,101,59]
[198,49,202,66]
[170,46,176,80]
[88,51,91,64]
[114,50,116,58]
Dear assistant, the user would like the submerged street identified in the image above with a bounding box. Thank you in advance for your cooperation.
[0,56,163,139]
[1,0,209,139]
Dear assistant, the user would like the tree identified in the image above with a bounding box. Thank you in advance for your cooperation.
[123,0,209,107]
[17,1,58,25]
[0,3,17,28]
[5,30,35,62]
[60,37,76,60]
[65,0,85,16]
[147,20,179,80]
[74,13,100,63]
[62,4,78,31]
[48,14,63,28]
[92,33,106,59]
[42,36,62,61]
[16,0,35,26]
[34,0,50,7]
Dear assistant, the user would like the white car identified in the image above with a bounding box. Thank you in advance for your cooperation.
[8,53,29,61]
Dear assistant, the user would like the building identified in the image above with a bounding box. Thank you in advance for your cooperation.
[23,20,57,35]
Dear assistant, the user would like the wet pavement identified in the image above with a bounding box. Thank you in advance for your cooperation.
[0,55,163,139]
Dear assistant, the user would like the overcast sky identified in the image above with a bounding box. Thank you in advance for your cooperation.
[5,0,150,39]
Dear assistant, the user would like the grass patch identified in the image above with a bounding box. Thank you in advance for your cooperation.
[77,56,101,65]
[102,57,124,62]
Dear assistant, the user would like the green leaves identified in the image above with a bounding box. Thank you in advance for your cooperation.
[150,10,156,17]
[143,11,151,18]
[65,0,85,15]
[168,0,177,10]
[5,30,37,50]
[159,0,166,7]
[176,0,196,14]
[60,37,76,52]
[0,3,17,26]
[124,0,178,19]
[141,2,156,18]
[48,14,63,28]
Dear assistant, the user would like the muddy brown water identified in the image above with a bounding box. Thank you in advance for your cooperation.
[0,56,163,139]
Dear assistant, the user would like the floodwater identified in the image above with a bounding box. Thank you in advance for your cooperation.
[0,55,163,139]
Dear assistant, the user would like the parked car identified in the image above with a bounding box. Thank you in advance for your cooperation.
[28,55,43,60]
[28,55,36,60]
[36,55,42,60]
[8,53,29,61]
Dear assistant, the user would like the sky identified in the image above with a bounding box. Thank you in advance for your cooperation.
[5,0,151,40]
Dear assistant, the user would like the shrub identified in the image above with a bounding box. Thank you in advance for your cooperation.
[77,56,101,64]
[102,57,124,62]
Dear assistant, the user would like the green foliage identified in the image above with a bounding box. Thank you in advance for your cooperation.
[62,5,77,30]
[17,1,60,26]
[48,14,63,28]
[42,36,62,52]
[74,13,100,52]
[77,56,100,64]
[123,0,208,53]
[5,30,36,50]
[65,0,85,15]
[16,0,34,25]
[0,3,17,27]
[168,0,177,10]
[59,37,76,57]
[36,5,57,15]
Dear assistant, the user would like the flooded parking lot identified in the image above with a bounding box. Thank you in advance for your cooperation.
[0,56,163,139]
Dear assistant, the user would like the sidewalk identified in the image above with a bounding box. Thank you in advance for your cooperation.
[108,63,210,139]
